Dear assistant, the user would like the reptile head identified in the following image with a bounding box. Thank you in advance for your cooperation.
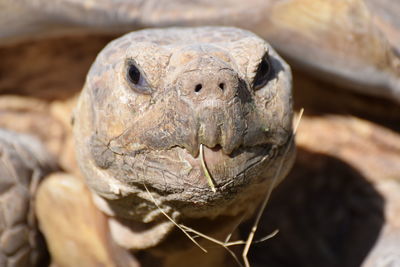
[74,27,294,225]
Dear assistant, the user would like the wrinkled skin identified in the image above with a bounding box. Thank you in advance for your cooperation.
[73,27,294,249]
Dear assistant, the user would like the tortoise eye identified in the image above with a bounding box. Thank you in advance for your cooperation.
[253,55,273,90]
[125,60,152,95]
[127,64,141,84]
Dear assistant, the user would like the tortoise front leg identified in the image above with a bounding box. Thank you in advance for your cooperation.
[0,129,56,267]
[35,173,139,267]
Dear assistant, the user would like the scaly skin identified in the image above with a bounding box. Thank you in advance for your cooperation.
[0,129,55,267]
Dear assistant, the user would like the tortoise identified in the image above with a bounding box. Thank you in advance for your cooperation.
[1,26,296,266]
[0,0,400,266]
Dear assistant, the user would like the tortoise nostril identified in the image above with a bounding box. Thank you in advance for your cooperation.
[195,84,202,92]
[219,83,225,90]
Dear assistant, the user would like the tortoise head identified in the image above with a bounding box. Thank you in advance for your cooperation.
[73,27,294,224]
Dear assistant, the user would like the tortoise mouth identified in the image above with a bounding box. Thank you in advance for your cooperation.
[109,141,276,192]
[164,142,276,192]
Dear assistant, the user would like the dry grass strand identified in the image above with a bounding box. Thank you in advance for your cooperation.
[241,108,304,267]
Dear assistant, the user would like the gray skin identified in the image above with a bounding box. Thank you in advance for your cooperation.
[1,0,399,102]
[73,27,295,250]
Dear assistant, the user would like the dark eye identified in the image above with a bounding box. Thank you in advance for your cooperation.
[127,64,141,84]
[253,55,273,90]
[125,60,152,94]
